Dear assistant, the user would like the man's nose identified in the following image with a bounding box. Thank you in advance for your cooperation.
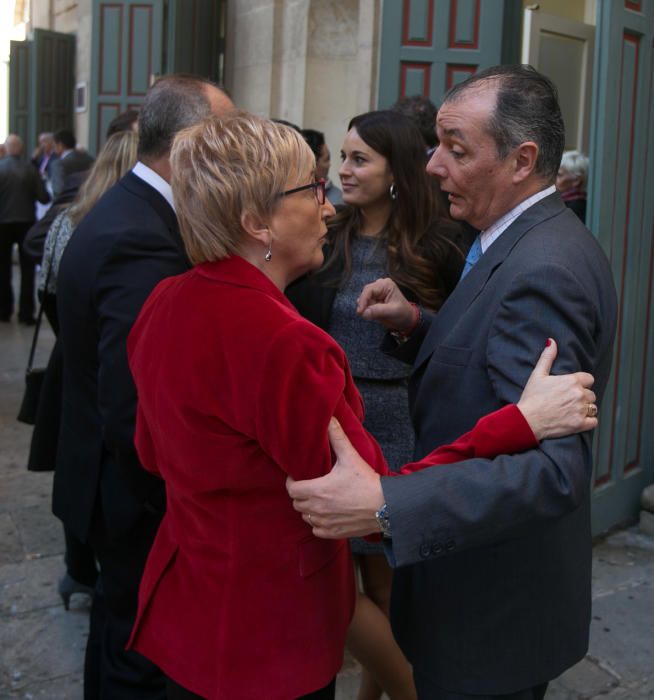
[426,148,446,178]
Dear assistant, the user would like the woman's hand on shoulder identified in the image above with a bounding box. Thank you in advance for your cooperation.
[356,277,415,332]
[517,338,597,441]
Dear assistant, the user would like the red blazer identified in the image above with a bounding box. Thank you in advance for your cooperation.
[126,256,536,699]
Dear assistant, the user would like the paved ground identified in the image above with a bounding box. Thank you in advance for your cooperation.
[0,285,652,700]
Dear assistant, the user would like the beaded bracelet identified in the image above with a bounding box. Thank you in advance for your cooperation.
[390,302,422,343]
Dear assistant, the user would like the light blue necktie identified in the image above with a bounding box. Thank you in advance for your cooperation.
[459,235,482,281]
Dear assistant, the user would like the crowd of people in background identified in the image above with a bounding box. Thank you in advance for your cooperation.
[0,65,616,700]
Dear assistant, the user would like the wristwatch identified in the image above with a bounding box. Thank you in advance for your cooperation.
[375,502,392,538]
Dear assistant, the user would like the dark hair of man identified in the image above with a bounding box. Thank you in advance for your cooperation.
[272,118,302,133]
[137,74,220,159]
[322,110,463,310]
[444,64,564,182]
[301,129,326,162]
[54,129,76,149]
[106,109,139,138]
[391,95,439,149]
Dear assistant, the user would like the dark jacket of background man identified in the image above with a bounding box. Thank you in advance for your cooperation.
[0,140,50,322]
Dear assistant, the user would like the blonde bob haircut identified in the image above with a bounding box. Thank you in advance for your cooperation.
[170,111,314,264]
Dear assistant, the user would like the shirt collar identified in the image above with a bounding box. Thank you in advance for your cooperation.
[132,161,176,212]
[480,185,556,253]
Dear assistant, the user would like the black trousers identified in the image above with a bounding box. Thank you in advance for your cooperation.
[165,676,336,700]
[0,221,35,320]
[413,682,548,700]
[83,508,166,700]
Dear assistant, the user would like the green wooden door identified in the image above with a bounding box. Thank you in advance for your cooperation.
[378,0,522,108]
[8,40,31,149]
[588,0,654,533]
[9,30,75,155]
[89,0,164,154]
[166,0,226,83]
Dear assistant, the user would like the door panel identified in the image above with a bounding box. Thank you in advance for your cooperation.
[9,31,74,155]
[522,10,594,153]
[588,1,654,533]
[9,40,31,148]
[167,0,225,82]
[378,0,521,107]
[90,0,164,154]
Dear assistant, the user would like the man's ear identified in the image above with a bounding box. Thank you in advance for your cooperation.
[240,210,271,245]
[512,141,539,184]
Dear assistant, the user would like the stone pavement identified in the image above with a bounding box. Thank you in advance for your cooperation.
[1,307,652,700]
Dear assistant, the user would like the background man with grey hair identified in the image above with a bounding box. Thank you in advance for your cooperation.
[55,74,233,700]
[289,65,617,699]
[0,134,50,323]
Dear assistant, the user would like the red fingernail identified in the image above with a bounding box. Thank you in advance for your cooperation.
[545,338,552,347]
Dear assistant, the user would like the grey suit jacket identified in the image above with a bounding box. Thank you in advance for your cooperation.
[49,149,95,198]
[382,192,617,696]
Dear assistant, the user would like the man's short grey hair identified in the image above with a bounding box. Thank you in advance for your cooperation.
[138,74,223,159]
[443,64,565,182]
[560,150,589,188]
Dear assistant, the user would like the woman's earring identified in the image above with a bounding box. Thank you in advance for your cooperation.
[264,241,272,262]
[389,183,397,200]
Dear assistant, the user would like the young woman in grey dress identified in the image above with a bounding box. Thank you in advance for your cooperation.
[287,110,464,700]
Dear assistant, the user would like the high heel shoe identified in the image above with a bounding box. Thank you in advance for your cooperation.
[58,573,95,610]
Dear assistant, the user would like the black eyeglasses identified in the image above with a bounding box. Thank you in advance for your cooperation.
[278,178,327,205]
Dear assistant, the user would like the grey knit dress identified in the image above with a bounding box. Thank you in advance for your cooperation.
[327,235,414,555]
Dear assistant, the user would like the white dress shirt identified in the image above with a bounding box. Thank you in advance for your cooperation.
[132,161,176,212]
[480,185,556,253]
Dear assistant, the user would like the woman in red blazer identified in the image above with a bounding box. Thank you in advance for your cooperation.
[126,113,597,700]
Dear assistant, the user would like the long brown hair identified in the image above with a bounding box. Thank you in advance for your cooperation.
[322,110,463,310]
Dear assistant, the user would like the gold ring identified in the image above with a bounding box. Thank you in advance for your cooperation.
[586,404,598,418]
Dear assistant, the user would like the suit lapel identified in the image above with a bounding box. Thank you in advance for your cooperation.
[413,193,566,370]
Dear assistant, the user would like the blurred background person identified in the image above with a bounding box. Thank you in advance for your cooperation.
[288,110,464,700]
[24,109,141,267]
[31,131,58,183]
[302,128,343,205]
[0,134,50,324]
[556,150,589,223]
[106,108,139,137]
[49,129,95,198]
[391,94,438,152]
[27,130,139,615]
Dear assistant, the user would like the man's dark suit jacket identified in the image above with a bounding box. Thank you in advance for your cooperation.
[50,149,95,198]
[0,156,50,223]
[382,193,617,696]
[54,172,190,542]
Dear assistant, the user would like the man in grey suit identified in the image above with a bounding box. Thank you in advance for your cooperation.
[289,65,617,699]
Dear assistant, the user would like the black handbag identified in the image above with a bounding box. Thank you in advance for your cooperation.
[17,262,53,425]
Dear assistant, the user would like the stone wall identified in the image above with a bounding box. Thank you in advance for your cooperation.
[226,0,381,183]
